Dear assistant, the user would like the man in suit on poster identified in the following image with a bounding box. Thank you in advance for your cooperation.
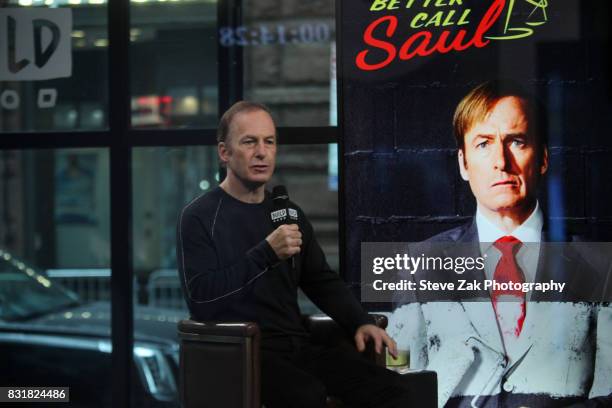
[388,80,612,407]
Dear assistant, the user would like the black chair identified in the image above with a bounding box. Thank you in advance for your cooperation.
[178,314,437,408]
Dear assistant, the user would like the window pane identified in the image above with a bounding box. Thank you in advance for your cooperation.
[241,0,337,127]
[0,148,112,406]
[0,4,108,132]
[132,146,218,274]
[130,0,218,129]
[131,146,218,407]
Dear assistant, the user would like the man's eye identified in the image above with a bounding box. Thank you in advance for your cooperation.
[511,139,526,147]
[243,139,256,145]
[476,141,488,149]
[265,139,276,145]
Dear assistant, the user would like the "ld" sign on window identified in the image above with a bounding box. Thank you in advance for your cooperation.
[0,8,72,81]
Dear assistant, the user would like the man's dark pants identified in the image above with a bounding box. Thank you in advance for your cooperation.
[260,337,413,408]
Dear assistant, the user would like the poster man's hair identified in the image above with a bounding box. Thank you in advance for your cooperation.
[453,80,548,157]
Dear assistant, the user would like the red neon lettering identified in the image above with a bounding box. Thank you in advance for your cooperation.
[472,0,505,48]
[355,0,506,71]
[355,15,398,71]
[398,31,434,60]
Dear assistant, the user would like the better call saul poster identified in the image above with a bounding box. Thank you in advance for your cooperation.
[340,1,612,406]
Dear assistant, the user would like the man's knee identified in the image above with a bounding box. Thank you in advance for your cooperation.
[263,380,326,408]
[293,381,327,408]
[261,365,327,408]
[379,385,414,408]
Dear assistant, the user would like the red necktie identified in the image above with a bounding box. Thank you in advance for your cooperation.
[492,236,526,336]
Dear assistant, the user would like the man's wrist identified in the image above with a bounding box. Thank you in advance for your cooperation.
[354,314,377,334]
[247,239,281,269]
[260,239,281,266]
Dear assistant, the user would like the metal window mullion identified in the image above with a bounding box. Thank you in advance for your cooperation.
[335,0,347,282]
[217,0,244,182]
[217,0,244,115]
[108,0,133,404]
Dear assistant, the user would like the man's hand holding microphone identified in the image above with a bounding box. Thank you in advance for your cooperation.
[267,185,301,265]
[266,224,302,260]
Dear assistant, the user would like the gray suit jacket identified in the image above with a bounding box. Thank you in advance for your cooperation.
[389,219,612,408]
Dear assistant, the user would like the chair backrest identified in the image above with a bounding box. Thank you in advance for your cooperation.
[178,320,260,408]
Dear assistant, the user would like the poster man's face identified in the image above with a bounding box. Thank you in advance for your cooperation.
[458,96,548,217]
[219,109,277,187]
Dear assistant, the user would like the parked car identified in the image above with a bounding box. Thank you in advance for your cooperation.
[0,249,184,407]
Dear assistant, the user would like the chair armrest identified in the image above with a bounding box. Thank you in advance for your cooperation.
[178,319,260,339]
[305,313,387,335]
[304,314,388,367]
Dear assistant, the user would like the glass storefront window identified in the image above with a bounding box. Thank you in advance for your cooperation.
[2,2,341,405]
[132,146,218,275]
[0,148,109,267]
[130,0,218,129]
[0,148,113,406]
[241,0,337,127]
[131,146,219,407]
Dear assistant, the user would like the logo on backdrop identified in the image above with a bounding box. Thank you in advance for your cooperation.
[356,0,549,71]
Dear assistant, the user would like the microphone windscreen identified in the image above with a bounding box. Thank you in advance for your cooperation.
[271,185,290,225]
[272,185,289,202]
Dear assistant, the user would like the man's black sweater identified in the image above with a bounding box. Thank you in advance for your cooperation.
[177,186,372,339]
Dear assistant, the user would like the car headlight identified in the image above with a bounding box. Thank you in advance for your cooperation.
[170,343,179,366]
[134,345,176,400]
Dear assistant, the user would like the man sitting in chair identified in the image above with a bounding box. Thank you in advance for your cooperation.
[177,101,415,408]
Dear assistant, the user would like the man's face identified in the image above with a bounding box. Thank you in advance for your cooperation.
[458,96,548,217]
[219,109,277,187]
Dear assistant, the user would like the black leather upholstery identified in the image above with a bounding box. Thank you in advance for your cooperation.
[178,314,437,408]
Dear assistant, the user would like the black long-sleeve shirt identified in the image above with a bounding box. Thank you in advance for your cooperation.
[176,186,372,339]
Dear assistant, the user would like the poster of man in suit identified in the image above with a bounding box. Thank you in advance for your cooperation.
[340,0,612,406]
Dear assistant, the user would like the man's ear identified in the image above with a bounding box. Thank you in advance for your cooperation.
[540,146,549,175]
[458,149,469,181]
[218,142,230,164]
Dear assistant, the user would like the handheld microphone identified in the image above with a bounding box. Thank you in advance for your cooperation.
[271,185,299,268]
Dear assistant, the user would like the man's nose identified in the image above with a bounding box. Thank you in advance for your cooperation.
[254,141,266,158]
[492,140,508,170]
